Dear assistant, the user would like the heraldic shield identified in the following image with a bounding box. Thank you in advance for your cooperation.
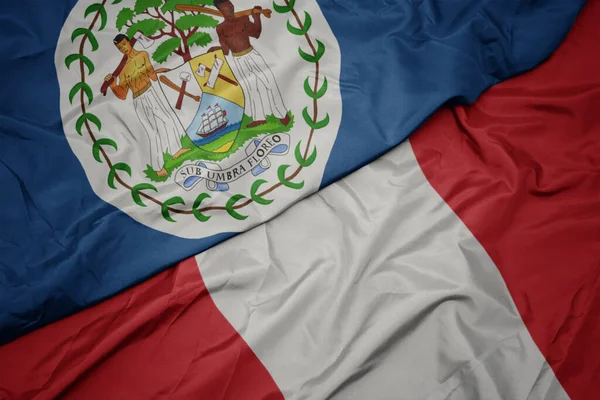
[158,50,244,154]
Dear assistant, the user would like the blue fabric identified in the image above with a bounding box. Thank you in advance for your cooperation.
[320,0,586,184]
[0,0,586,344]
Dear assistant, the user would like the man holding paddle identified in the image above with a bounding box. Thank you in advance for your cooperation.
[208,0,291,128]
[104,34,190,177]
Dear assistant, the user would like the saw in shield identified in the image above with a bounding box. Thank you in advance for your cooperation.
[196,55,239,88]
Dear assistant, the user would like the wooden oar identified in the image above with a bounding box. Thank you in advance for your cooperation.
[175,5,272,19]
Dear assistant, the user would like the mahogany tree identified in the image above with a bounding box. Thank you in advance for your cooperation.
[116,0,219,63]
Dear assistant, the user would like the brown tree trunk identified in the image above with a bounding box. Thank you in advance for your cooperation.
[181,35,191,62]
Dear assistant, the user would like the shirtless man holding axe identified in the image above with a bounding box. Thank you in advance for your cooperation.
[180,0,291,128]
[103,34,190,177]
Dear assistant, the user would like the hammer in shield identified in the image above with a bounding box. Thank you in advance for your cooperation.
[175,72,192,110]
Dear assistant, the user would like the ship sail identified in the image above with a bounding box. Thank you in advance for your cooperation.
[197,103,229,138]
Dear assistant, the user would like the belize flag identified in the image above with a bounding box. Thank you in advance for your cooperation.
[1,0,599,399]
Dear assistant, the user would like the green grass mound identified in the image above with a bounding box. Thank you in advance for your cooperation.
[144,112,294,182]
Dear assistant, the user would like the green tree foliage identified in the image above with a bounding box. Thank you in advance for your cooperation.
[153,37,182,63]
[134,0,163,14]
[116,8,135,31]
[175,14,218,31]
[127,19,167,38]
[188,32,212,48]
[116,0,218,63]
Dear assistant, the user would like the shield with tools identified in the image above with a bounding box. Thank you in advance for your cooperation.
[158,50,244,154]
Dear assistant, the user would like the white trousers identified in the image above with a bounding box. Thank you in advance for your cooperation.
[133,84,186,171]
[231,49,287,121]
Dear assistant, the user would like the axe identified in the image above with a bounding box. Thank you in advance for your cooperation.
[100,32,155,96]
[176,72,192,110]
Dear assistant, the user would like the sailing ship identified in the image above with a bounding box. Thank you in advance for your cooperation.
[197,104,228,138]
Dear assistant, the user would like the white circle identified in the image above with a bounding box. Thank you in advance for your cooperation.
[55,0,343,239]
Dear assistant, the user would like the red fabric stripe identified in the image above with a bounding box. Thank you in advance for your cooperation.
[0,258,283,400]
[411,2,600,398]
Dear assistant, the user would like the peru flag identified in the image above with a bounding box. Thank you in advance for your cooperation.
[1,1,599,399]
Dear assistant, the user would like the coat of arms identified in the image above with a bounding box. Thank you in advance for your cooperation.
[57,0,342,238]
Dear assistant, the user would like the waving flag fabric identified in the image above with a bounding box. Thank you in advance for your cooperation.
[1,1,599,398]
[0,0,587,344]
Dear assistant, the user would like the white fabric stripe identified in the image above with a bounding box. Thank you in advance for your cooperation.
[196,141,568,400]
